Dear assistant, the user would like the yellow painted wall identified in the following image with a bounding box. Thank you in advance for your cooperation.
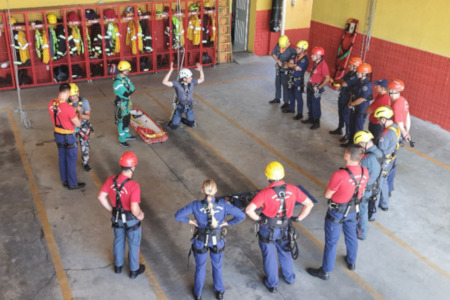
[285,0,313,29]
[248,0,257,52]
[0,0,129,10]
[248,0,313,51]
[311,0,450,57]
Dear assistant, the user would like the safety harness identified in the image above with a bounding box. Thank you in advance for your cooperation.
[52,100,77,147]
[176,82,193,111]
[381,125,401,177]
[326,167,364,224]
[113,77,131,126]
[190,200,226,255]
[111,176,141,232]
[257,185,299,259]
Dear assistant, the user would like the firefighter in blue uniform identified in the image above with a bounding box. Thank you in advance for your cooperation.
[246,162,314,293]
[329,57,362,142]
[373,106,401,217]
[113,61,136,147]
[269,35,296,108]
[175,179,245,300]
[353,131,382,240]
[341,63,373,147]
[282,40,309,120]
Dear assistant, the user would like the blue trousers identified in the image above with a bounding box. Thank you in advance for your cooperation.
[258,224,295,288]
[275,70,281,99]
[288,84,304,114]
[192,239,225,297]
[306,88,323,120]
[388,162,396,193]
[322,210,358,272]
[358,190,373,240]
[280,72,290,104]
[54,133,78,186]
[171,106,195,129]
[338,94,351,135]
[376,161,395,215]
[112,218,142,271]
[349,111,367,142]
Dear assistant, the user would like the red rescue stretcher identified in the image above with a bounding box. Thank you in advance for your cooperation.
[130,107,168,144]
[329,18,359,90]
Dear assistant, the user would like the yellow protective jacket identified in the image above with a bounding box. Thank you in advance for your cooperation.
[209,14,216,42]
[187,15,201,46]
[16,31,30,64]
[41,30,50,64]
[126,21,143,55]
[68,25,84,55]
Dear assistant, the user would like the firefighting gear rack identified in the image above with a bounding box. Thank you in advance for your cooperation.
[0,0,218,91]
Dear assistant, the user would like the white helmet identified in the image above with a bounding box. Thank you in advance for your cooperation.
[179,68,193,79]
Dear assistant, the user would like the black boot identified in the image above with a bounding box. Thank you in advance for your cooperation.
[310,119,320,130]
[293,114,303,120]
[340,134,349,142]
[301,117,313,124]
[329,127,343,135]
[269,98,281,104]
[280,102,289,109]
[130,264,145,279]
[307,267,330,280]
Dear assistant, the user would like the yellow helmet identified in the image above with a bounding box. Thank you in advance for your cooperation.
[265,161,285,181]
[10,17,17,25]
[69,83,79,96]
[118,60,131,72]
[374,106,394,119]
[296,40,308,50]
[47,13,57,24]
[354,130,374,144]
[278,35,290,48]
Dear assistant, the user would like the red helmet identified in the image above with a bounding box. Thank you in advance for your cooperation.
[67,11,80,22]
[120,152,138,167]
[357,63,372,74]
[387,79,405,92]
[103,8,116,19]
[311,47,325,56]
[349,57,362,67]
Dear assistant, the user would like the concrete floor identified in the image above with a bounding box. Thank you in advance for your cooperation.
[1,54,449,300]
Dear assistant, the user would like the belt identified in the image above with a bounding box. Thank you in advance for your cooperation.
[55,127,76,134]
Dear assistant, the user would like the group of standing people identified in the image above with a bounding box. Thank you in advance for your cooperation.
[46,43,413,298]
[270,35,330,130]
[269,34,413,277]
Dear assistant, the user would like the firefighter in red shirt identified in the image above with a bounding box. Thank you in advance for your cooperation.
[302,46,330,130]
[246,162,314,293]
[367,79,391,142]
[389,79,411,142]
[307,144,368,280]
[48,83,85,190]
[97,152,145,279]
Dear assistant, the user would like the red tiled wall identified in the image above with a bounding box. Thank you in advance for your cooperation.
[254,10,310,56]
[309,21,450,131]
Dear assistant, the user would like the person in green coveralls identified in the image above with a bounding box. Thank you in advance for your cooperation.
[113,61,136,147]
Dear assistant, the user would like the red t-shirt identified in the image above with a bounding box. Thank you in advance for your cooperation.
[250,181,307,218]
[309,60,330,84]
[48,99,77,131]
[327,166,369,204]
[391,96,410,125]
[369,94,391,123]
[100,174,141,210]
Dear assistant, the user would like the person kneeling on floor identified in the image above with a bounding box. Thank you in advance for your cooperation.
[163,61,204,130]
